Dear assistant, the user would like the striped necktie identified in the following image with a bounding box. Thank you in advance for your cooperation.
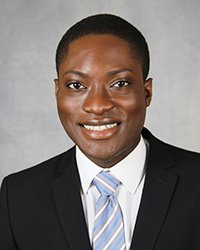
[92,171,126,250]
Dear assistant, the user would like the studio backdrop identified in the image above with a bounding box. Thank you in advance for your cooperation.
[0,0,200,183]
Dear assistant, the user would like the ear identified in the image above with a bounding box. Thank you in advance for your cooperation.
[54,78,59,98]
[144,78,152,107]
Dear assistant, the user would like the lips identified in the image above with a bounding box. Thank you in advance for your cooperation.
[79,120,120,139]
[83,123,118,131]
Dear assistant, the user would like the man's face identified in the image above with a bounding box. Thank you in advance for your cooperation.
[55,34,152,168]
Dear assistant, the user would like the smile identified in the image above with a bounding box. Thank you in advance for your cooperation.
[83,123,118,131]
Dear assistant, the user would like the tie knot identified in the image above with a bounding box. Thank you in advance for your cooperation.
[93,171,120,196]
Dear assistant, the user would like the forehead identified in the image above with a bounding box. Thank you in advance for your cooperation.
[68,34,130,54]
[70,33,129,47]
[60,34,140,71]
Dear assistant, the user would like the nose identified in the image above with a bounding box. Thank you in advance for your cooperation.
[82,88,115,115]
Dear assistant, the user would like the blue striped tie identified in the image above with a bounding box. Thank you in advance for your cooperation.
[92,171,126,250]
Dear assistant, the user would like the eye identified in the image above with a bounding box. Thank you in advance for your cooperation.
[67,82,86,90]
[111,80,129,88]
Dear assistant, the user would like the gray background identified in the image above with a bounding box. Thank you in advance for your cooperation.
[0,0,200,183]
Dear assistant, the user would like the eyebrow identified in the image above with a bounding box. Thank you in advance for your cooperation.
[62,70,88,78]
[62,67,134,78]
[106,68,135,77]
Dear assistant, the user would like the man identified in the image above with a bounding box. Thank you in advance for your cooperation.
[0,14,200,250]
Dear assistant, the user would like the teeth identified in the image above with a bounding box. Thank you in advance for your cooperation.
[83,123,117,131]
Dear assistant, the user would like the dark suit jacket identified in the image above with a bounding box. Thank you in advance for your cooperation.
[1,128,200,250]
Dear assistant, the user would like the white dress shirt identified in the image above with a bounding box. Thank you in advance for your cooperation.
[76,136,147,249]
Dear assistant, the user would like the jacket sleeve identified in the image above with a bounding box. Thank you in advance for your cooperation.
[0,177,18,250]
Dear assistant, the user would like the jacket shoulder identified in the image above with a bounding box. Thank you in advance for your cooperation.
[2,146,76,187]
[143,128,200,171]
[165,143,200,168]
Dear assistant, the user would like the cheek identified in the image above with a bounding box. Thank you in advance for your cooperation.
[120,98,146,137]
[57,97,77,126]
[57,99,82,144]
[120,96,146,119]
[57,93,82,115]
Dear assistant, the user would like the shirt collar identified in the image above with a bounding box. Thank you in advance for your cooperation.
[76,136,147,195]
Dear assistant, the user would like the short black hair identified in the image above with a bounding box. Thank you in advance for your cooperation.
[56,14,150,80]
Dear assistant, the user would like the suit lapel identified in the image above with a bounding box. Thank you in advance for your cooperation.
[52,148,92,250]
[51,130,179,250]
[130,129,179,250]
